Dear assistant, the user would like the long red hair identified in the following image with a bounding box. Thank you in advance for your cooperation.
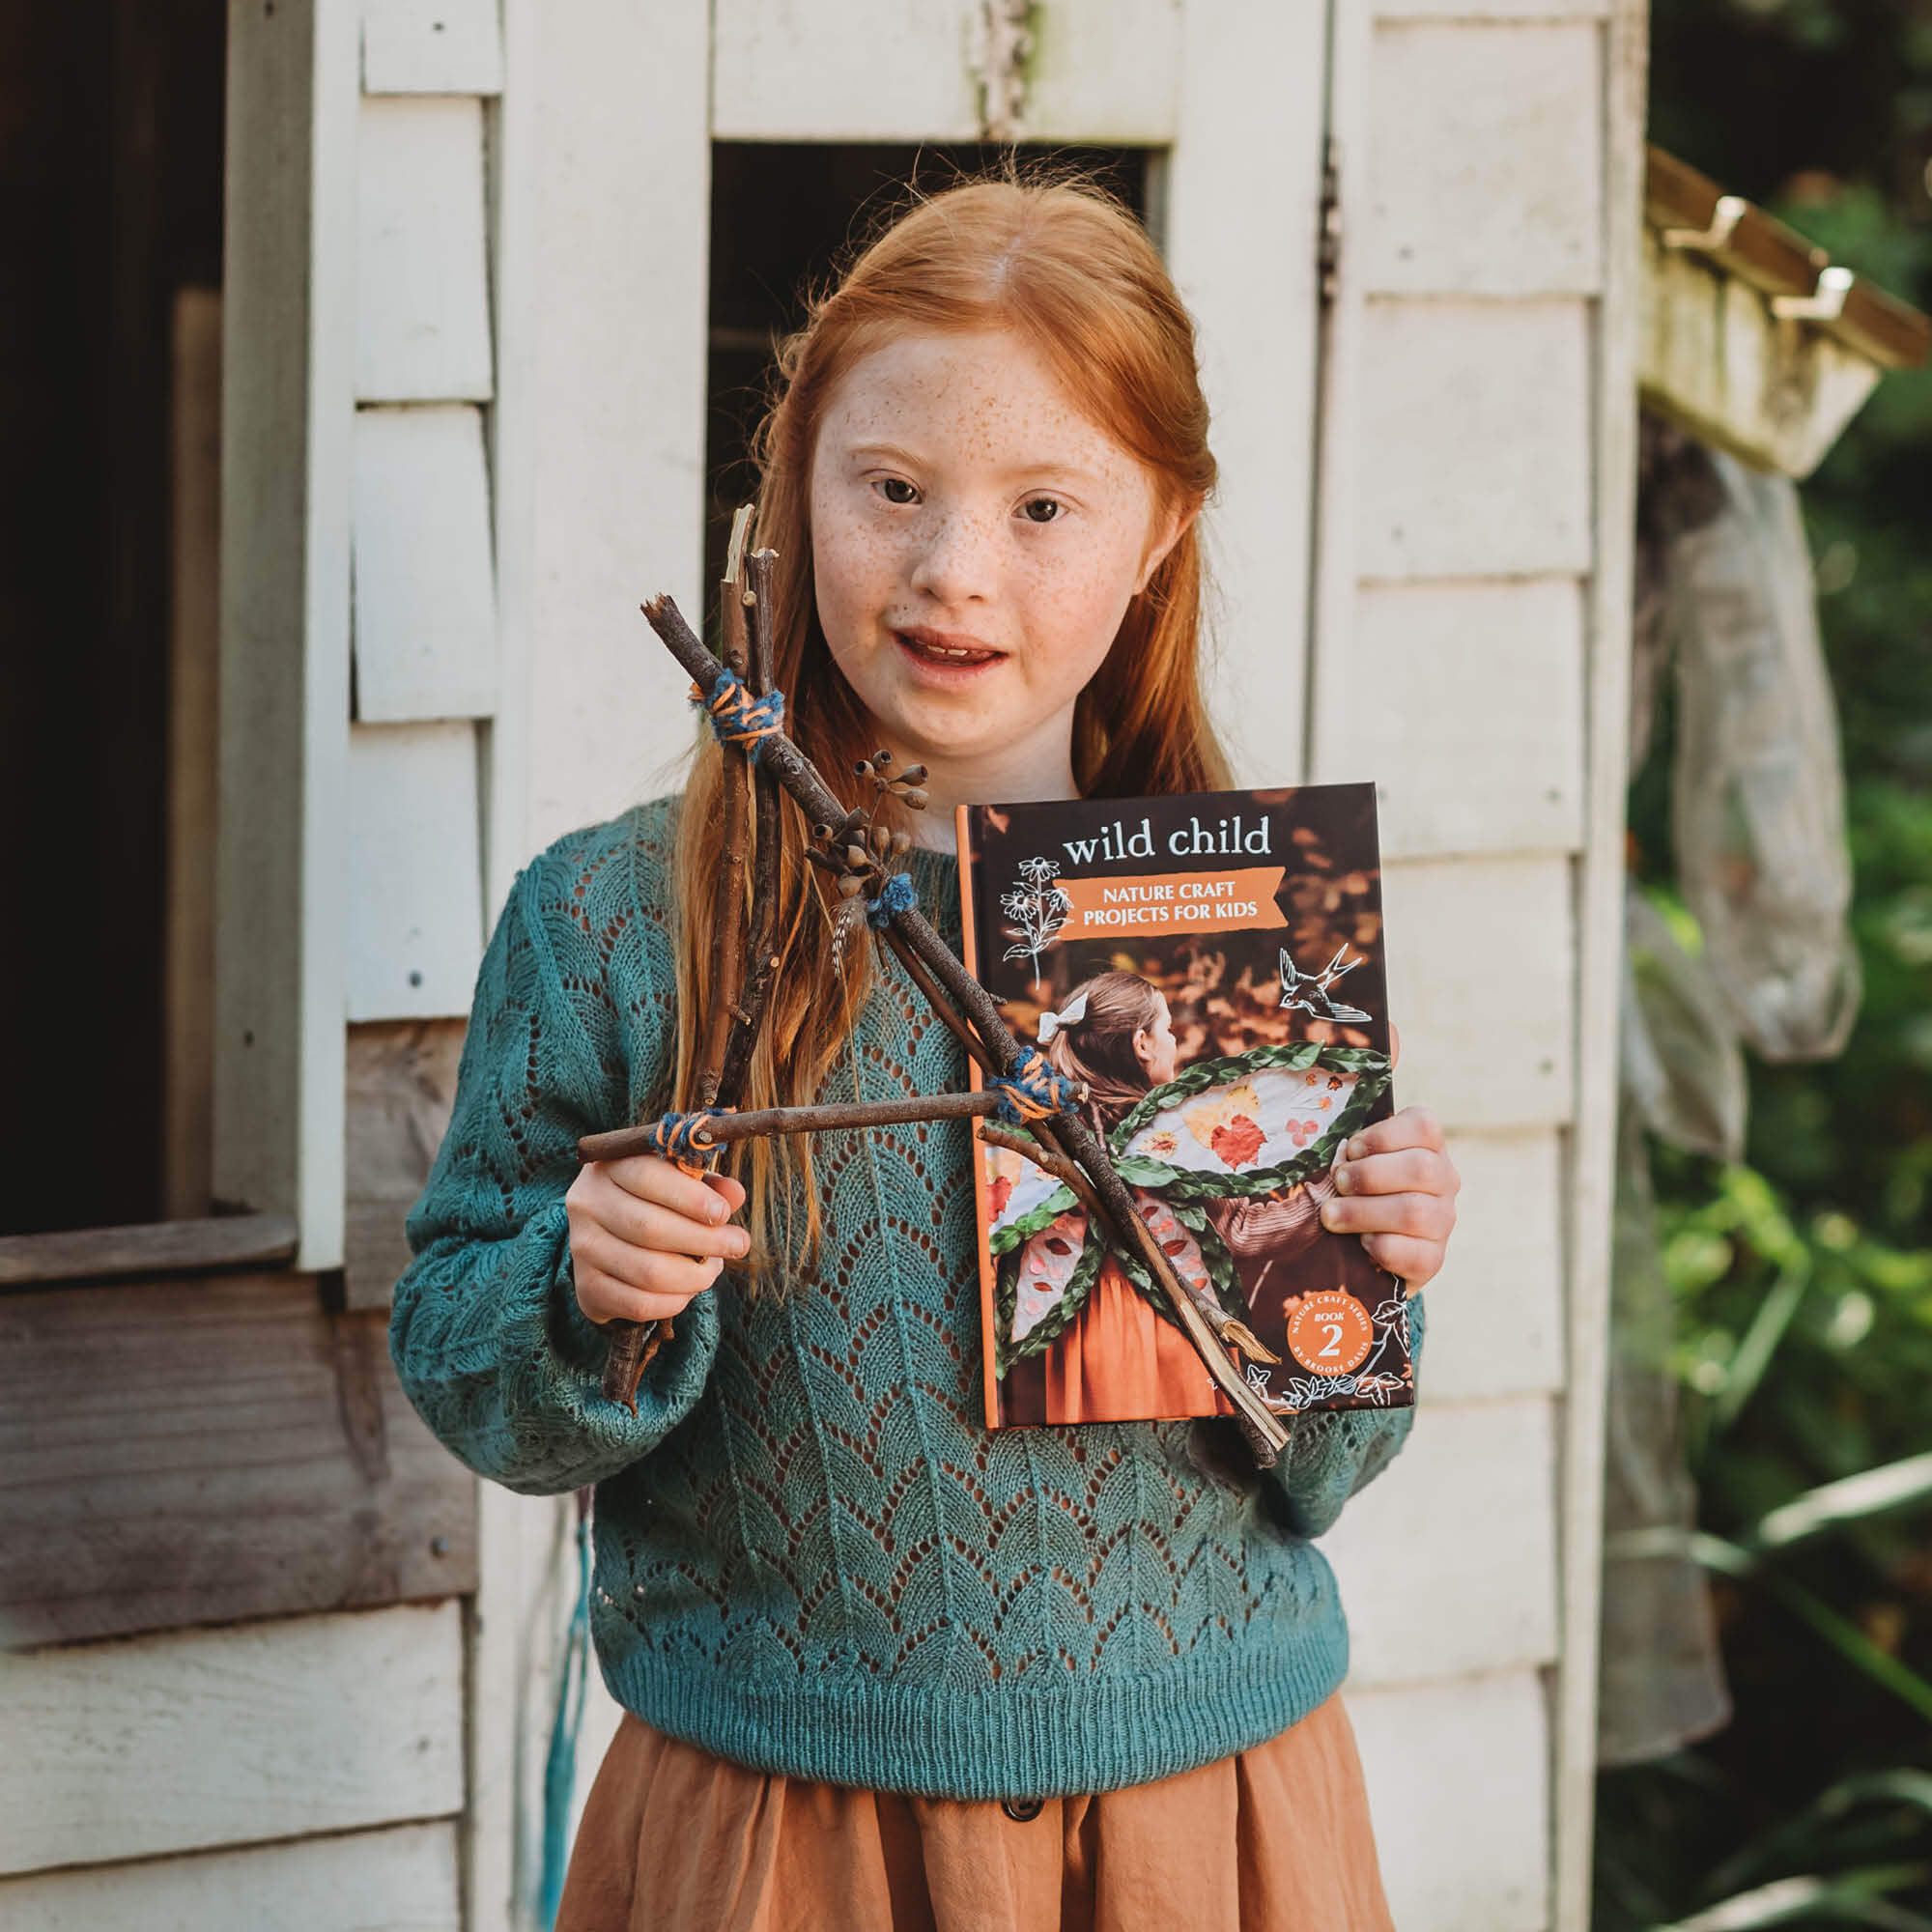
[668,171,1232,1280]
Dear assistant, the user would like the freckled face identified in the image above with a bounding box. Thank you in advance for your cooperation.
[809,329,1180,788]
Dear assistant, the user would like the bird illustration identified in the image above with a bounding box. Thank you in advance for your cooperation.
[1278,945,1372,1025]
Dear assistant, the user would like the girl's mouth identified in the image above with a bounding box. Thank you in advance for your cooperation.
[894,628,1004,675]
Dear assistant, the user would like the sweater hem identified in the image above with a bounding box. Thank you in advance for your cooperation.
[600,1627,1350,1802]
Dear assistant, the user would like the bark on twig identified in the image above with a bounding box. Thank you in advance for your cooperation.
[580,1090,1013,1165]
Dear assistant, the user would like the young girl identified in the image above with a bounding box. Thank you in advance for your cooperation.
[391,175,1460,1930]
[1025,969,1345,1426]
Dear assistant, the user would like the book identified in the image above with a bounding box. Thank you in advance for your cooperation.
[955,784,1415,1430]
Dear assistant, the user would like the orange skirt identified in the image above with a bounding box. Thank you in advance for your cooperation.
[554,1695,1393,1932]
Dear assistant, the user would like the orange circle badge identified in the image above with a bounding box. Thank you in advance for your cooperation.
[1286,1290,1374,1377]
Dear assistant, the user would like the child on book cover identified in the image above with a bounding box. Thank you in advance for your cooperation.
[998,967,1397,1426]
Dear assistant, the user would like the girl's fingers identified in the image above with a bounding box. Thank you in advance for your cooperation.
[598,1153,740,1225]
[1319,1188,1456,1242]
[572,1228,724,1316]
[574,1261,719,1328]
[1343,1105,1445,1161]
[1357,1233,1444,1293]
[1332,1146,1456,1200]
[594,1191,751,1263]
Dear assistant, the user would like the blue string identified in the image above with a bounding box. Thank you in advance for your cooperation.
[644,1110,724,1165]
[866,871,918,930]
[538,1492,595,1929]
[692,666,786,762]
[991,1050,1081,1124]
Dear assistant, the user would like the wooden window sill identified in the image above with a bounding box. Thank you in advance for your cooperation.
[0,1213,299,1290]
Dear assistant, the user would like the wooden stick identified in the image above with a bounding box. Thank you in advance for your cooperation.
[633,593,1289,1462]
[881,926,995,1072]
[580,1090,1015,1166]
[719,548,782,1100]
[979,1122,1097,1206]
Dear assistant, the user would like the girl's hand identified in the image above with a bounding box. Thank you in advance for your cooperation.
[565,1156,750,1326]
[1319,1108,1459,1293]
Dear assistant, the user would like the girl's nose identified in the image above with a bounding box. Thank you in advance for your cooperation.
[907,509,996,606]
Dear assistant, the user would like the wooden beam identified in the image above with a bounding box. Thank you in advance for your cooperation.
[0,1272,475,1646]
[0,1215,298,1290]
[164,287,223,1220]
[215,0,358,1266]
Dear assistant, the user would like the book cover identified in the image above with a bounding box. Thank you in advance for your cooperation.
[956,784,1414,1430]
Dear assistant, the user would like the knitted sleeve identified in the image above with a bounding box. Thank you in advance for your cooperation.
[387,817,718,1497]
[1267,1293,1427,1538]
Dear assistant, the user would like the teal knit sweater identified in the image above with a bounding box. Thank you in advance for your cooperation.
[390,797,1423,1801]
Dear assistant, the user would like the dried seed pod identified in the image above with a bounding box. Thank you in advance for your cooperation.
[845,843,868,869]
[899,763,928,783]
[870,822,891,852]
[812,823,834,841]
[889,830,911,858]
[902,787,929,811]
[837,873,865,898]
[873,748,893,769]
[853,759,872,779]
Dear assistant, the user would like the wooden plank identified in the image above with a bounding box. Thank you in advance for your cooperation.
[1425,1130,1566,1402]
[1381,854,1576,1129]
[711,0,979,141]
[1379,0,1606,14]
[1021,0,1180,141]
[1327,1396,1560,1687]
[509,0,710,856]
[1166,0,1331,787]
[216,0,357,1268]
[362,0,503,96]
[1317,577,1587,860]
[1347,1671,1551,1932]
[345,1019,466,1311]
[0,1603,465,1874]
[346,723,485,1021]
[1555,7,1648,1925]
[0,1215,298,1289]
[0,1273,475,1646]
[1357,297,1594,581]
[1365,21,1603,298]
[164,288,223,1219]
[353,405,498,723]
[355,97,493,404]
[0,1820,461,1932]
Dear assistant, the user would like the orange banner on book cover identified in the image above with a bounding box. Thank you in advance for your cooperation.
[1053,867,1286,937]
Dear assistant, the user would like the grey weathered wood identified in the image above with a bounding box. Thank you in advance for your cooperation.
[216,0,357,1266]
[345,1019,466,1311]
[0,1820,461,1932]
[0,1603,465,1873]
[0,1273,475,1647]
[0,1215,298,1289]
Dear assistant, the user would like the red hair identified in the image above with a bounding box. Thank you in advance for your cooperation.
[668,172,1232,1278]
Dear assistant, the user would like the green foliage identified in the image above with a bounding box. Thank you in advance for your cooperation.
[1601,3,1932,1924]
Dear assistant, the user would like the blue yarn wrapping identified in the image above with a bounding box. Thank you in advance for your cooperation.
[537,1492,594,1929]
[695,667,786,762]
[645,1111,724,1165]
[866,871,919,930]
[991,1049,1080,1124]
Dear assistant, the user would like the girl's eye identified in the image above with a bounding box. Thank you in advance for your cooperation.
[1019,497,1063,525]
[874,477,919,505]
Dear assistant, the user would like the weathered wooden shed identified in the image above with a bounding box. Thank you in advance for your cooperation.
[4,2,1666,1926]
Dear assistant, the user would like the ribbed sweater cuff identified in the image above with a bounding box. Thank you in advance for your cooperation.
[601,1624,1349,1802]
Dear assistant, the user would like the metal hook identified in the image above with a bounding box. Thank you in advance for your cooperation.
[1662,194,1748,255]
[1772,266,1855,324]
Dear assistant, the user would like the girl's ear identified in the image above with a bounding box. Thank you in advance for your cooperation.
[1135,498,1197,596]
[1130,1025,1156,1074]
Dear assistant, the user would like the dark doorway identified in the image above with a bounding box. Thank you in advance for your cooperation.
[0,1,226,1232]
